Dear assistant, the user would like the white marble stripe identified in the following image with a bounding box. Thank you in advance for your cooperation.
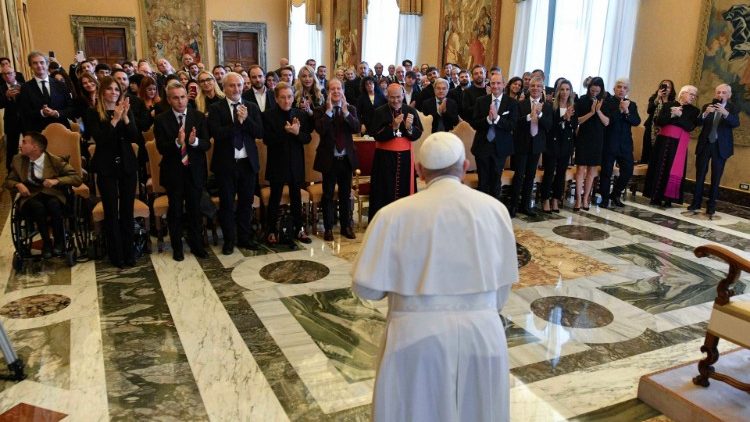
[150,253,289,422]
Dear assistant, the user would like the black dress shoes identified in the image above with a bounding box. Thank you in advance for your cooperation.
[237,240,259,250]
[520,207,537,217]
[173,250,185,262]
[687,204,699,212]
[612,198,625,207]
[323,230,334,241]
[341,227,356,240]
[192,248,209,259]
[222,243,234,255]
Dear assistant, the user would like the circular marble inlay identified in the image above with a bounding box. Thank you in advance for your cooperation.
[0,294,71,319]
[259,260,330,284]
[681,211,721,221]
[516,243,531,268]
[552,225,610,241]
[530,296,614,328]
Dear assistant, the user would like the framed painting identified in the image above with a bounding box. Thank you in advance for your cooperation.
[332,0,362,71]
[438,0,501,69]
[693,0,750,146]
[140,0,205,67]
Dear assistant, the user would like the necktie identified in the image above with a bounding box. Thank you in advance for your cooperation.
[28,161,42,185]
[436,99,446,132]
[334,106,345,152]
[709,110,721,143]
[487,98,500,142]
[178,114,188,166]
[40,80,50,99]
[530,101,539,137]
[232,103,243,150]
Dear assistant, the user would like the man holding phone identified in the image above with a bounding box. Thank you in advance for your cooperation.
[18,51,74,132]
[0,63,24,170]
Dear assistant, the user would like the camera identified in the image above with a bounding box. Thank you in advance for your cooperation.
[711,98,721,105]
[659,83,668,91]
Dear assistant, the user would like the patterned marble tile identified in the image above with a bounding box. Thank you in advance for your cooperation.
[5,260,72,294]
[599,243,737,314]
[0,321,69,391]
[97,261,208,421]
[568,398,661,421]
[515,230,617,288]
[723,221,750,235]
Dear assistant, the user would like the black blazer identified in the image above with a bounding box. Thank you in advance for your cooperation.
[208,99,264,174]
[154,108,210,189]
[345,77,362,105]
[369,104,423,142]
[697,101,740,160]
[0,79,23,131]
[461,84,489,121]
[415,84,435,111]
[313,105,361,173]
[19,77,74,132]
[86,108,139,177]
[602,96,641,156]
[515,98,553,155]
[262,107,312,183]
[242,87,277,112]
[356,91,386,133]
[548,106,578,158]
[422,97,459,132]
[471,94,519,159]
[403,85,421,108]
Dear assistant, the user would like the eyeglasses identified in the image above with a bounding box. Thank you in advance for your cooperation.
[198,78,214,84]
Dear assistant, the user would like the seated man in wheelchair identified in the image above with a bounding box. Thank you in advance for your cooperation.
[4,132,82,258]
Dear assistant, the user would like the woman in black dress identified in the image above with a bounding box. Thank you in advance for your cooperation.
[86,76,140,268]
[643,85,700,207]
[356,76,386,134]
[641,79,675,163]
[541,79,577,212]
[573,76,610,210]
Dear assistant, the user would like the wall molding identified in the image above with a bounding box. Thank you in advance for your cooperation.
[69,15,137,62]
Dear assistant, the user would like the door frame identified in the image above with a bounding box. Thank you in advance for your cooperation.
[70,15,137,63]
[212,21,267,71]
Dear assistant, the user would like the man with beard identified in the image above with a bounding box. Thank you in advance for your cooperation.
[461,64,488,121]
[242,65,277,112]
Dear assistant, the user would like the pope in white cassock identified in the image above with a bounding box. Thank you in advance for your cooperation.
[352,131,518,422]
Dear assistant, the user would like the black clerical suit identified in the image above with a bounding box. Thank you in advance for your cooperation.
[461,84,488,121]
[263,107,312,235]
[0,74,25,170]
[689,101,740,214]
[511,97,552,214]
[470,94,518,200]
[313,104,360,232]
[208,98,264,250]
[421,96,459,133]
[18,76,74,132]
[242,86,277,112]
[599,96,641,207]
[154,108,210,257]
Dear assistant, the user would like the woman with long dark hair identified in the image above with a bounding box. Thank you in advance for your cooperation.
[573,76,610,210]
[541,79,577,212]
[505,76,523,100]
[641,79,675,163]
[86,76,139,268]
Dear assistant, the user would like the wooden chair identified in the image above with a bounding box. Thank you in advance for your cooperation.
[352,138,376,227]
[693,244,750,393]
[144,141,169,252]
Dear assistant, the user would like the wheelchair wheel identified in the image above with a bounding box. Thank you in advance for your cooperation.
[12,253,23,272]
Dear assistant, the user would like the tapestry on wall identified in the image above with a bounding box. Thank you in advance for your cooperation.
[141,0,205,67]
[695,0,750,146]
[438,0,500,70]
[332,0,362,71]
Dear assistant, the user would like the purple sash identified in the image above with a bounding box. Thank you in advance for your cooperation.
[660,124,690,199]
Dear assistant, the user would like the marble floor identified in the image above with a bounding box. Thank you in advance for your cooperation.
[0,188,748,421]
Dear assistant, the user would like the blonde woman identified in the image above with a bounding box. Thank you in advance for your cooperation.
[541,79,577,212]
[294,65,324,116]
[194,70,225,114]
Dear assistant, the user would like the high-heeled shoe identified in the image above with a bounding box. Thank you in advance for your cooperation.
[582,195,591,211]
[573,195,581,211]
[552,199,560,213]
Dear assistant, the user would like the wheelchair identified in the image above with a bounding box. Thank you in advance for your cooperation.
[9,186,89,271]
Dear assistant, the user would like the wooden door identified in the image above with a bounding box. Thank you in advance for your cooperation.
[222,31,258,69]
[83,27,126,67]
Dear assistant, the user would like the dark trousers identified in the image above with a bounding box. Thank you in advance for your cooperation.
[511,152,540,208]
[216,158,257,245]
[267,175,304,234]
[691,142,726,212]
[97,170,137,265]
[540,152,568,201]
[476,153,507,200]
[322,157,353,230]
[599,152,634,203]
[22,193,64,248]
[4,127,21,171]
[166,167,204,253]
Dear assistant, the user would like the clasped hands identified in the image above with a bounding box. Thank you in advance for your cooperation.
[177,125,198,147]
[284,117,301,135]
[392,113,413,131]
[111,97,131,126]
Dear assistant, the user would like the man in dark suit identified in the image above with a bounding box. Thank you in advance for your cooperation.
[600,78,641,209]
[263,82,313,245]
[208,72,265,254]
[415,67,439,111]
[402,71,421,108]
[316,65,328,97]
[18,52,74,133]
[471,73,518,201]
[422,78,459,133]
[511,77,552,217]
[242,65,277,113]
[345,61,369,105]
[154,81,210,261]
[0,63,25,170]
[448,69,470,117]
[313,78,360,241]
[461,64,489,122]
[688,83,740,216]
